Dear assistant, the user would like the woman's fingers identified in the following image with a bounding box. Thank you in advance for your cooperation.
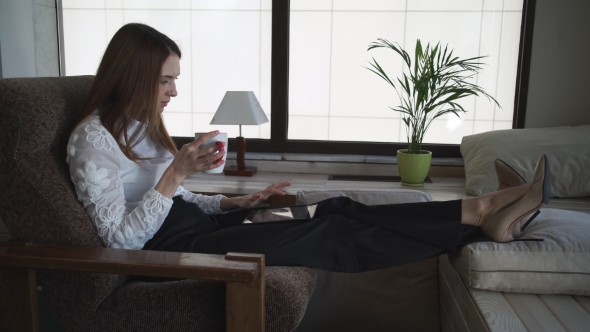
[197,150,225,171]
[250,183,291,203]
[266,181,291,190]
[187,131,227,172]
[175,145,224,174]
[255,186,288,201]
[264,181,292,195]
[198,141,225,157]
[191,130,220,147]
[234,180,292,209]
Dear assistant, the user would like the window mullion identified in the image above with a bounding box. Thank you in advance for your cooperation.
[270,0,290,142]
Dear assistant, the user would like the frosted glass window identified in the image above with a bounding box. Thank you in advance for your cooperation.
[62,0,524,145]
[62,0,271,139]
[289,0,523,144]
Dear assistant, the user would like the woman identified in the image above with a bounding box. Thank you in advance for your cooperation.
[67,23,550,273]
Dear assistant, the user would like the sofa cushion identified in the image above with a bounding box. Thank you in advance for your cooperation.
[460,125,590,197]
[448,208,590,295]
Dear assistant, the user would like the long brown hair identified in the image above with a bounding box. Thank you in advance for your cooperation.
[78,23,180,161]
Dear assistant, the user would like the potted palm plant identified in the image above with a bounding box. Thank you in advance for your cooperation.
[367,39,500,186]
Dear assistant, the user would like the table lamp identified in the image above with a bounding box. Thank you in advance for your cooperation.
[210,91,268,176]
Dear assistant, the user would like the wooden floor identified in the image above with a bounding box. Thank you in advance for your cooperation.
[440,254,590,332]
[183,171,590,213]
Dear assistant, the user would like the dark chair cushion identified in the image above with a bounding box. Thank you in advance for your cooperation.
[97,267,317,332]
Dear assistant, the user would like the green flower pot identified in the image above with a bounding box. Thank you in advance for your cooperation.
[397,149,432,187]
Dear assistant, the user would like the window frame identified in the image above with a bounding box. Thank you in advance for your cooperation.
[133,0,536,156]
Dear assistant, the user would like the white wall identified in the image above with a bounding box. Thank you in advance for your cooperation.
[0,0,59,78]
[525,0,590,128]
[0,0,36,77]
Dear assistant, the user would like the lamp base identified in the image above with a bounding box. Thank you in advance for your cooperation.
[224,166,257,177]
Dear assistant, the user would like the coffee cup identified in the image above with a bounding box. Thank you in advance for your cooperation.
[194,132,228,174]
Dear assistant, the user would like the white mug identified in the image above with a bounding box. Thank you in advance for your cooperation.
[194,132,228,174]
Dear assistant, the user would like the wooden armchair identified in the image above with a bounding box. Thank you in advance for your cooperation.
[0,76,317,332]
[0,244,265,332]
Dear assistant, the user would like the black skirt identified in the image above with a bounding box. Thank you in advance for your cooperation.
[142,196,489,273]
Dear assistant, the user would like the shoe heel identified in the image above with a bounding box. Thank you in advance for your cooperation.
[521,210,541,231]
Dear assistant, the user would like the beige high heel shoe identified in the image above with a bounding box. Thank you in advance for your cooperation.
[495,159,526,191]
[482,155,551,242]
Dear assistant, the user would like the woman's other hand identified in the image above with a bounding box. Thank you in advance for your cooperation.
[220,181,292,211]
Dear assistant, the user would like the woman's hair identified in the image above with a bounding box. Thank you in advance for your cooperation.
[77,23,181,161]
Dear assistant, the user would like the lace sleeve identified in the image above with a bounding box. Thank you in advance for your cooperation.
[67,119,173,249]
[175,186,226,214]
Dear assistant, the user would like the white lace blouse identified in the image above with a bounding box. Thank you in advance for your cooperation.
[67,114,225,250]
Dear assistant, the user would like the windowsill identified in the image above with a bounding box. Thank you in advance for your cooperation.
[220,152,465,179]
[184,168,469,203]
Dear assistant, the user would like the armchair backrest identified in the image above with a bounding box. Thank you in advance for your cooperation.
[0,76,101,246]
[0,76,124,329]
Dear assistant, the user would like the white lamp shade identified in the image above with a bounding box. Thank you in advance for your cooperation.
[210,91,269,125]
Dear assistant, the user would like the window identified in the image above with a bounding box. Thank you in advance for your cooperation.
[60,0,534,156]
[61,0,272,140]
[289,0,523,144]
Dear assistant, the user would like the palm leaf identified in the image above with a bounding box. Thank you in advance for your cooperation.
[367,38,501,153]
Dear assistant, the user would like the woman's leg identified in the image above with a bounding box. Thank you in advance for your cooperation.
[461,184,529,226]
[145,156,549,271]
[142,197,222,252]
[174,197,467,272]
[188,155,550,267]
[461,155,551,242]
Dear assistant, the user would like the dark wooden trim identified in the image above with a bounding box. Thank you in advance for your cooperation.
[513,0,537,129]
[0,267,39,332]
[0,243,260,282]
[174,137,463,158]
[243,139,464,158]
[225,253,265,332]
[270,0,290,142]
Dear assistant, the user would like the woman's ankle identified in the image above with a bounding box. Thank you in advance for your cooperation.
[460,197,486,226]
[461,184,528,227]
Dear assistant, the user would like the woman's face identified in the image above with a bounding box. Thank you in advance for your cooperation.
[158,54,180,113]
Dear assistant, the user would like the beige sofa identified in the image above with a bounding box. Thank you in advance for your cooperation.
[293,190,590,332]
[442,208,590,331]
[453,123,590,331]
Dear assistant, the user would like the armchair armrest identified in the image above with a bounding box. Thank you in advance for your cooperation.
[0,242,264,332]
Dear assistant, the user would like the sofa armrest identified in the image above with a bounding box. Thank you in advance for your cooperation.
[0,242,264,332]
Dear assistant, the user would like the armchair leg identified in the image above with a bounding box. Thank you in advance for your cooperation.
[225,253,265,332]
[0,267,39,332]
